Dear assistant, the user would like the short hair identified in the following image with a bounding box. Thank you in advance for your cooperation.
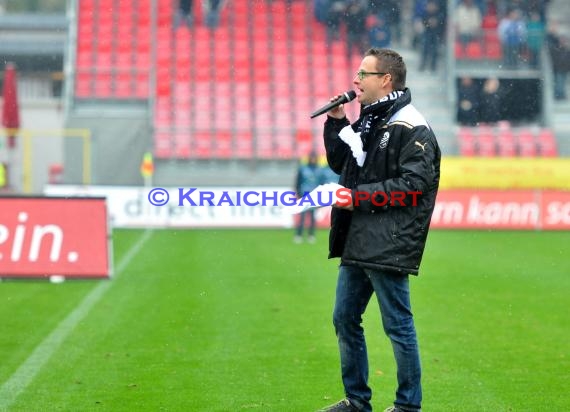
[365,48,406,91]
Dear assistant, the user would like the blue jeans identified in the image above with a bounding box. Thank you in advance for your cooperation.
[333,265,422,411]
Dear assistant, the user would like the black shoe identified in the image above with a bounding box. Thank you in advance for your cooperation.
[383,406,418,412]
[317,398,359,412]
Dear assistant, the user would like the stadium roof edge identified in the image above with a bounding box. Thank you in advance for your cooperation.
[0,13,66,30]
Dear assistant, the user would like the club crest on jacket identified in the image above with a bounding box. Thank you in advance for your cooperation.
[379,131,390,149]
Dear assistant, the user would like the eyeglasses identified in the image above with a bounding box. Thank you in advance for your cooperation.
[355,70,388,80]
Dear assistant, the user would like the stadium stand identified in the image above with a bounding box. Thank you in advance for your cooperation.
[70,0,566,170]
[75,0,152,100]
[455,11,502,61]
[72,0,362,160]
[457,123,558,157]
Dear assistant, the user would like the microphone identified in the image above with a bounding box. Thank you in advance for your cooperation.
[310,90,357,119]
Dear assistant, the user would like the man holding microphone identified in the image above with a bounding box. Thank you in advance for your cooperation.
[316,48,441,412]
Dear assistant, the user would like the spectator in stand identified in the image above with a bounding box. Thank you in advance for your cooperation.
[479,77,503,123]
[494,0,510,22]
[175,0,193,28]
[371,0,402,45]
[456,0,482,52]
[205,0,223,29]
[325,0,346,45]
[435,0,448,41]
[368,14,391,49]
[509,0,529,15]
[526,11,545,68]
[419,0,443,72]
[345,0,368,61]
[389,0,403,44]
[455,0,486,15]
[498,8,527,68]
[457,76,480,125]
[527,0,549,23]
[547,23,570,100]
[412,0,428,50]
[496,0,534,18]
[314,0,329,24]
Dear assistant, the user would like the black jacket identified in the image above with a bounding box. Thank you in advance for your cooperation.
[324,89,441,275]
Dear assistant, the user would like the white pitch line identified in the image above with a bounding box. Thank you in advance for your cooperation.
[0,229,153,411]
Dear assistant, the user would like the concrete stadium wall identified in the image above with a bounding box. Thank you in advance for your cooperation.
[153,158,298,188]
[64,105,299,189]
[65,104,151,186]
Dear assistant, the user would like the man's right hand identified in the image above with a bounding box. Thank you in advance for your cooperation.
[327,94,346,119]
[333,186,354,211]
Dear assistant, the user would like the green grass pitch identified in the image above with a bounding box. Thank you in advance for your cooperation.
[1,229,569,411]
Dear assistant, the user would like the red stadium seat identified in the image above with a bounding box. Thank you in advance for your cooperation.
[78,0,95,14]
[115,52,132,69]
[174,111,191,128]
[192,132,213,158]
[214,109,232,129]
[295,130,314,158]
[235,132,253,158]
[214,131,233,158]
[154,132,173,159]
[477,128,496,156]
[482,14,498,29]
[94,72,112,98]
[466,41,483,59]
[256,133,275,159]
[275,132,294,159]
[459,140,476,156]
[537,129,558,157]
[136,52,151,69]
[497,139,516,157]
[76,52,92,70]
[114,73,132,98]
[135,72,149,98]
[495,123,516,156]
[484,31,502,59]
[95,52,113,70]
[77,25,94,47]
[517,128,538,157]
[458,127,476,156]
[75,72,91,98]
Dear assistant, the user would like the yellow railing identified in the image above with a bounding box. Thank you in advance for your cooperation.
[441,157,570,190]
[2,128,91,193]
